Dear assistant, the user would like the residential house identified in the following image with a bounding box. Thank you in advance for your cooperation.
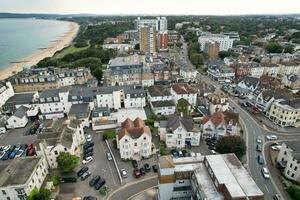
[277,141,300,183]
[201,111,239,139]
[36,119,85,169]
[282,74,300,90]
[2,92,39,114]
[0,81,14,108]
[179,67,198,83]
[158,114,201,148]
[116,118,152,160]
[197,82,215,97]
[207,60,235,83]
[207,93,229,114]
[171,83,198,107]
[266,98,300,127]
[0,156,48,200]
[6,106,29,129]
[236,76,260,96]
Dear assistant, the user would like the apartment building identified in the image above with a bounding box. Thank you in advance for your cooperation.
[266,98,300,127]
[262,63,280,77]
[277,141,300,183]
[135,17,167,31]
[282,74,300,90]
[278,62,300,76]
[147,85,176,115]
[0,81,14,108]
[158,114,201,148]
[0,156,48,200]
[171,83,198,107]
[36,119,85,169]
[157,31,168,51]
[198,33,234,51]
[2,92,39,114]
[116,118,152,160]
[95,85,146,110]
[11,67,93,92]
[158,154,264,200]
[167,30,179,45]
[139,26,157,54]
[203,40,220,59]
[201,111,239,139]
[104,55,154,86]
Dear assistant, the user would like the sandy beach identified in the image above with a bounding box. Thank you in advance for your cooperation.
[0,21,80,81]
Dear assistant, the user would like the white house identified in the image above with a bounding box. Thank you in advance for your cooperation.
[201,111,239,139]
[116,118,152,160]
[207,60,235,83]
[236,76,260,96]
[6,106,29,129]
[0,81,14,108]
[0,156,48,200]
[171,83,198,107]
[277,141,300,183]
[36,119,85,169]
[179,67,198,83]
[263,64,280,77]
[158,114,201,148]
[38,89,70,119]
[96,85,146,110]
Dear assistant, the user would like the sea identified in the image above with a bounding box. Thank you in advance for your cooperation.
[0,18,70,71]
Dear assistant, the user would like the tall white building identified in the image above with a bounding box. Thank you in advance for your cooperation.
[135,17,167,31]
[0,81,14,108]
[198,33,234,51]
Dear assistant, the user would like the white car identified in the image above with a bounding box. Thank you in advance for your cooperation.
[266,135,278,140]
[256,136,262,144]
[120,169,128,178]
[82,156,93,164]
[271,145,282,151]
[3,145,11,152]
[86,134,92,142]
[261,167,270,179]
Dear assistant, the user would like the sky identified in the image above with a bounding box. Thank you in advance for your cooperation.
[0,0,299,15]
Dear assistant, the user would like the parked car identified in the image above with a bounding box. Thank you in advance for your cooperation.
[83,196,97,200]
[257,155,264,165]
[266,135,278,140]
[9,150,17,159]
[178,151,184,157]
[206,141,215,146]
[211,150,216,155]
[171,149,179,157]
[1,151,10,160]
[261,167,270,179]
[134,168,141,178]
[27,148,36,156]
[27,143,33,150]
[77,166,88,177]
[132,160,138,168]
[182,150,188,157]
[84,151,94,159]
[152,165,158,173]
[271,145,282,151]
[84,147,93,155]
[273,194,281,200]
[15,143,22,151]
[208,145,216,150]
[89,176,101,187]
[59,172,77,183]
[94,179,105,190]
[256,144,262,152]
[256,136,262,144]
[3,145,11,152]
[84,142,94,149]
[81,171,91,181]
[140,167,146,176]
[106,152,112,161]
[86,134,92,142]
[82,156,93,164]
[120,169,128,178]
[144,163,151,172]
[0,151,5,159]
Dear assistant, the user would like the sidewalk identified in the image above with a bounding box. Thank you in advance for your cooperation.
[131,187,158,200]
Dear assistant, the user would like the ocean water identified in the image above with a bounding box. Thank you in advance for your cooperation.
[0,18,70,71]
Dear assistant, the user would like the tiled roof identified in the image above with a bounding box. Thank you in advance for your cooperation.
[201,111,239,127]
[118,117,151,140]
[171,83,197,94]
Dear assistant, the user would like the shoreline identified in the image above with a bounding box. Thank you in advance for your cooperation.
[0,20,80,81]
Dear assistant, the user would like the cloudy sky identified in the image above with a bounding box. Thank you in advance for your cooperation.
[0,0,299,15]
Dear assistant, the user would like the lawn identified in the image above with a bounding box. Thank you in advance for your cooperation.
[103,129,116,139]
[53,44,90,59]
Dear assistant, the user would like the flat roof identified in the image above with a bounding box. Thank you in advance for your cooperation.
[0,157,41,187]
[159,155,175,169]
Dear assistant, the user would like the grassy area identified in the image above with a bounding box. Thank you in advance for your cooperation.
[103,129,116,139]
[53,44,90,59]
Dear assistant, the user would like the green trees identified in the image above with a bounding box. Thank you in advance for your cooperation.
[57,152,79,173]
[190,53,204,67]
[266,42,284,53]
[287,185,300,200]
[216,135,246,159]
[176,98,190,115]
[28,187,51,200]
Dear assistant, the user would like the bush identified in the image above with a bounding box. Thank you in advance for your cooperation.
[216,135,246,160]
[112,139,117,149]
[99,186,108,196]
[103,130,116,140]
[160,147,168,155]
[57,152,79,173]
[51,176,60,187]
[287,185,300,200]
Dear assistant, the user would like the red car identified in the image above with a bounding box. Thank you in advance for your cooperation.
[134,168,141,178]
[27,143,33,150]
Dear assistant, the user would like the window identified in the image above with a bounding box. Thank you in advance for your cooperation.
[54,150,58,155]
[287,170,290,175]
[134,143,137,147]
[64,148,67,151]
[291,173,295,178]
[2,190,6,195]
[290,164,293,168]
[294,166,298,171]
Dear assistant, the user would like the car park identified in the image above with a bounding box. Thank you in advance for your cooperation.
[134,168,141,178]
[106,152,112,161]
[1,151,10,160]
[261,167,270,179]
[89,176,101,187]
[9,150,17,159]
[83,196,97,200]
[144,163,151,172]
[94,179,105,190]
[132,160,138,168]
[82,156,93,164]
[81,171,91,181]
[120,169,128,178]
[266,135,278,140]
[152,165,158,173]
[257,155,264,165]
[256,144,262,152]
[77,166,88,177]
[256,136,262,144]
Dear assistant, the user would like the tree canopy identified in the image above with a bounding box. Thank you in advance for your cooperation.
[28,187,51,200]
[216,135,246,160]
[266,42,283,53]
[57,152,79,173]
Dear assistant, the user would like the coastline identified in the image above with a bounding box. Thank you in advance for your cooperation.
[0,20,80,81]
